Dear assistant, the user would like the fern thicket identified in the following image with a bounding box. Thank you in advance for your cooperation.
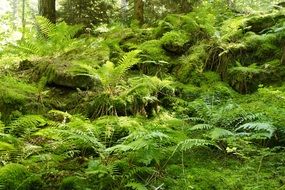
[16,16,83,57]
[186,100,277,158]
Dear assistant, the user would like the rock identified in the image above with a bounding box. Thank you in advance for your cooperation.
[51,72,99,90]
[19,59,35,70]
[160,30,190,54]
[34,58,102,90]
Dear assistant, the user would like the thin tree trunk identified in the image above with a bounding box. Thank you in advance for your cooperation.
[121,0,128,23]
[134,0,144,26]
[12,0,18,29]
[38,0,56,23]
[22,0,26,39]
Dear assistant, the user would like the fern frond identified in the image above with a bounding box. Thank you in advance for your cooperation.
[36,16,56,37]
[16,41,41,55]
[234,113,263,127]
[190,124,214,131]
[106,144,133,153]
[178,139,214,151]
[209,128,234,140]
[125,182,148,190]
[112,50,141,84]
[187,117,206,123]
[7,115,47,137]
[125,166,154,179]
[235,122,275,139]
[0,142,15,151]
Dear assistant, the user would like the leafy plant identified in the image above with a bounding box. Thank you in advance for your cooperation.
[16,16,83,57]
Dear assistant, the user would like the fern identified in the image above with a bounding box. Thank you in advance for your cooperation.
[125,182,148,190]
[15,16,84,57]
[178,139,215,151]
[0,142,15,151]
[0,76,37,105]
[209,128,234,140]
[190,124,214,131]
[98,50,141,88]
[36,16,56,37]
[7,115,47,137]
[235,122,275,139]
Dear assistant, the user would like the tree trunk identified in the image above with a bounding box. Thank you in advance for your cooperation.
[22,0,26,39]
[38,0,56,23]
[121,0,128,23]
[12,0,18,28]
[134,0,144,26]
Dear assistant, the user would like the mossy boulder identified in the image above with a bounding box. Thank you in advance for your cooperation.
[0,164,43,190]
[175,43,208,83]
[33,58,102,90]
[243,12,285,34]
[227,60,285,93]
[138,40,170,62]
[161,30,190,54]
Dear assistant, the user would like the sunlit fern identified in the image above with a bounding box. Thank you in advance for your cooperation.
[16,16,83,56]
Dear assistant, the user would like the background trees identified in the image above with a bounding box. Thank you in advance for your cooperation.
[38,0,56,23]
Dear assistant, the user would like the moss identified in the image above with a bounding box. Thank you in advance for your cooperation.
[243,33,279,61]
[59,176,86,190]
[160,30,190,54]
[0,164,43,190]
[0,76,38,120]
[175,82,201,101]
[220,16,246,41]
[137,40,170,62]
[175,43,208,83]
[33,58,102,90]
[227,63,264,93]
[244,11,285,33]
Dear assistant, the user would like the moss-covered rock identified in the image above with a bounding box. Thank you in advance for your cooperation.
[175,43,208,83]
[33,58,102,90]
[227,60,285,93]
[160,30,190,54]
[137,40,170,63]
[244,12,285,34]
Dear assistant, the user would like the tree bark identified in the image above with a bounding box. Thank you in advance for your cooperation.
[38,0,56,23]
[121,0,128,23]
[134,0,144,26]
[12,0,18,28]
[22,0,26,39]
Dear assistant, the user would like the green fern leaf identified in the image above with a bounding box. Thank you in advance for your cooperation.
[178,139,214,151]
[190,124,214,131]
[7,115,47,137]
[111,50,141,85]
[125,182,148,190]
[235,122,275,139]
[36,16,56,37]
[209,128,234,140]
[0,142,15,151]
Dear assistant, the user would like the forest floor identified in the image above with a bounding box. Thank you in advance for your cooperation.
[0,5,285,190]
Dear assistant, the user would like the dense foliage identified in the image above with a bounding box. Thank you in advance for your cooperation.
[1,0,285,189]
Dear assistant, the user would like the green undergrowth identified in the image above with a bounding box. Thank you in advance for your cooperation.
[1,4,285,190]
